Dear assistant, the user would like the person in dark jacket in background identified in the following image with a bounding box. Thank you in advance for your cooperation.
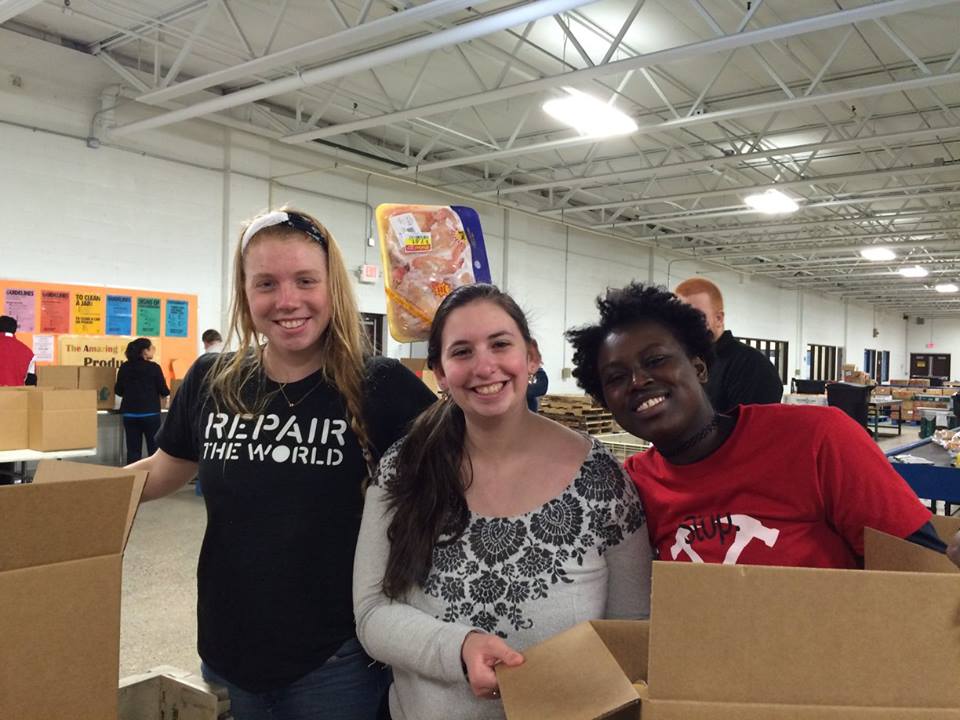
[115,337,169,464]
[674,277,783,412]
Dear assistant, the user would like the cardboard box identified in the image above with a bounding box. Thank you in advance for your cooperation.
[170,377,184,404]
[0,461,146,720]
[119,665,230,720]
[399,357,440,395]
[28,388,97,450]
[36,364,80,389]
[0,390,28,450]
[500,545,960,719]
[78,365,117,410]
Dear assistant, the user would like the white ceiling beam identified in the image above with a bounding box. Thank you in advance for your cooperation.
[694,234,960,259]
[112,0,593,136]
[286,0,959,145]
[0,0,43,24]
[135,0,496,106]
[482,121,960,197]
[402,68,960,175]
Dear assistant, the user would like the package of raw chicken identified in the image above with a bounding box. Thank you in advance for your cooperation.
[376,204,491,342]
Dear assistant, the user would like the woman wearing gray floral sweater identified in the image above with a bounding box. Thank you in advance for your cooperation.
[353,285,652,720]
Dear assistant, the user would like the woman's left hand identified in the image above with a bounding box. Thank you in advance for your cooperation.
[461,631,524,700]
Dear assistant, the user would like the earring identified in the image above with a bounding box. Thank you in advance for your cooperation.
[528,373,536,384]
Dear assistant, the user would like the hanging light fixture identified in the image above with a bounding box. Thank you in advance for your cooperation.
[859,247,896,261]
[743,189,799,214]
[934,283,958,293]
[898,266,928,278]
[542,88,637,137]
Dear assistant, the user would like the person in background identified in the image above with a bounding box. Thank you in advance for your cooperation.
[525,340,548,412]
[566,282,954,569]
[128,207,436,720]
[115,337,169,465]
[202,328,223,354]
[354,283,651,720]
[0,314,35,483]
[674,277,782,411]
[0,315,36,387]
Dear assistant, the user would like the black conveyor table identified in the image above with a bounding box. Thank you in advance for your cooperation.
[886,430,960,514]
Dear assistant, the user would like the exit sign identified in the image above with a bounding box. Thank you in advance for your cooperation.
[926,343,935,349]
[358,264,379,284]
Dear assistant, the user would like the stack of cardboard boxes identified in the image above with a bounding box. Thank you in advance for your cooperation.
[0,365,106,452]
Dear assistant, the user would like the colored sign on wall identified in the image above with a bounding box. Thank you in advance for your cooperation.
[106,295,133,335]
[73,292,104,335]
[40,290,70,333]
[4,288,36,332]
[137,297,161,336]
[58,335,144,368]
[0,277,197,381]
[166,299,189,337]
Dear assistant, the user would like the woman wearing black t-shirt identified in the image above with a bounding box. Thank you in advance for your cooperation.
[115,337,169,464]
[128,207,436,720]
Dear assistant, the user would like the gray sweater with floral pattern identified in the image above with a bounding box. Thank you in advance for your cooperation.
[353,438,653,720]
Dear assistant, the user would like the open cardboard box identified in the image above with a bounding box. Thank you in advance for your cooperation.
[119,665,230,720]
[499,523,960,719]
[0,461,147,720]
[399,357,440,395]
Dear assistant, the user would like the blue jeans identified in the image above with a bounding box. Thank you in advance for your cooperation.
[201,637,391,720]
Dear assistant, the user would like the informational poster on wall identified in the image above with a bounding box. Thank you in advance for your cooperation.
[5,288,35,332]
[0,277,197,380]
[73,292,104,334]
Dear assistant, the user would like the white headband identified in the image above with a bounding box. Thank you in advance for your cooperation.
[241,211,328,251]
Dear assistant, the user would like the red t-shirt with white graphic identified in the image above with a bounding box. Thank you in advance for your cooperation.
[624,404,931,568]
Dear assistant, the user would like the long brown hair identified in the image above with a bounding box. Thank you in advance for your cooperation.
[207,206,373,468]
[382,283,534,598]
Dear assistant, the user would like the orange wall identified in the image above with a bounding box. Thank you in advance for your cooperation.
[1,278,198,381]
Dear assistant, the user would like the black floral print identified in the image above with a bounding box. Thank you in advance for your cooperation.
[372,438,646,637]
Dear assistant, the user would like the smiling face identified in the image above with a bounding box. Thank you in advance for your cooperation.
[433,300,539,421]
[243,234,331,373]
[597,320,714,447]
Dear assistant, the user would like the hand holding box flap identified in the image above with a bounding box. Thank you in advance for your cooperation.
[497,621,644,720]
[647,562,960,709]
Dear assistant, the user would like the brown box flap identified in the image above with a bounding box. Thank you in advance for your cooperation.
[929,515,960,541]
[32,461,146,550]
[865,528,959,574]
[498,621,641,720]
[36,365,80,389]
[648,562,960,708]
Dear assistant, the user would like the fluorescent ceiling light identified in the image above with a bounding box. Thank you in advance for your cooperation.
[898,265,928,278]
[935,283,959,293]
[859,247,896,261]
[542,88,637,137]
[743,189,799,214]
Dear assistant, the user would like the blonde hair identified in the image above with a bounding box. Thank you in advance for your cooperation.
[208,206,373,468]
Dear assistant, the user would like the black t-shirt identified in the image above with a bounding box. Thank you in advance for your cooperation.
[157,353,436,692]
[705,330,784,412]
[115,358,169,413]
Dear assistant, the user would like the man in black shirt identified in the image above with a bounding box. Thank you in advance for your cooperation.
[675,277,783,412]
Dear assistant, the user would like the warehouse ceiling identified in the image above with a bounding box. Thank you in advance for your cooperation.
[6,0,960,315]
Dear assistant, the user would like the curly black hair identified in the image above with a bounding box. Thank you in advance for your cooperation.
[566,282,715,406]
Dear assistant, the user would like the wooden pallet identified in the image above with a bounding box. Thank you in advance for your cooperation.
[538,394,616,435]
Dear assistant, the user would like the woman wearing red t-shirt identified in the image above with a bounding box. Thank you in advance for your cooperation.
[566,282,955,568]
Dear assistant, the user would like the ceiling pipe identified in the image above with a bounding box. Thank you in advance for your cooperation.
[136,0,498,105]
[110,0,597,137]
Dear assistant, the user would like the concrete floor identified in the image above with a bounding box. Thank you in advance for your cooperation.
[116,425,926,681]
[121,482,204,679]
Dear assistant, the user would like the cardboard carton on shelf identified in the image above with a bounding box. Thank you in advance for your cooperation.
[36,364,80,389]
[399,357,440,395]
[78,365,117,410]
[28,388,97,451]
[499,519,960,720]
[0,461,147,720]
[0,389,29,450]
[119,666,230,720]
[169,377,184,404]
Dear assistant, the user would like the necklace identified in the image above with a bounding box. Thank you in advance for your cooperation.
[658,413,722,459]
[277,375,327,408]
